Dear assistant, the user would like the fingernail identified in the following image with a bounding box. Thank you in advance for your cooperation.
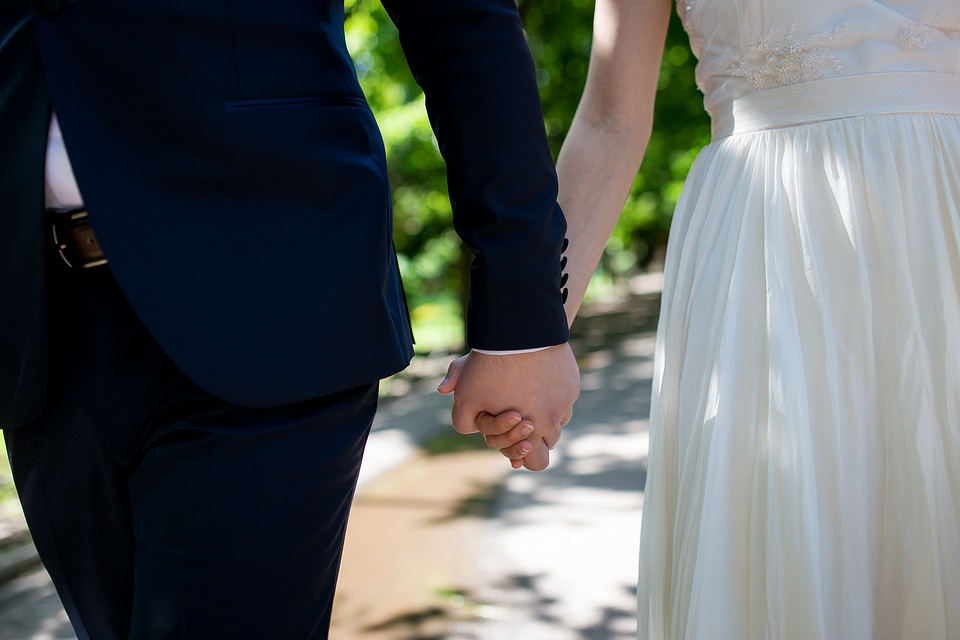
[437,378,448,390]
[508,414,521,426]
[519,443,532,454]
[520,424,534,436]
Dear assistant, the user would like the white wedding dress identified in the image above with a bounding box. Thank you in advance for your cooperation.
[638,1,960,638]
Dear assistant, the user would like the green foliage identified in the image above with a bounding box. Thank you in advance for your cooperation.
[346,0,710,340]
[345,1,457,314]
[621,18,712,270]
[521,0,710,273]
[516,0,596,150]
[421,430,489,456]
[0,433,17,506]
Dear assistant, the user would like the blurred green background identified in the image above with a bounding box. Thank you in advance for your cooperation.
[345,0,711,352]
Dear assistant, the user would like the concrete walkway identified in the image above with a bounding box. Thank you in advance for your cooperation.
[0,284,661,640]
[332,283,661,640]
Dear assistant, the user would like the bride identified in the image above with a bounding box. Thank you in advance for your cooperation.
[450,0,960,637]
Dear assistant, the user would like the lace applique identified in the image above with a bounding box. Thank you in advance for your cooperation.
[678,0,704,52]
[899,14,942,49]
[677,0,699,27]
[729,23,847,91]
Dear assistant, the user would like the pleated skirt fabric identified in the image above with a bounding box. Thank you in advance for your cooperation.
[638,112,960,640]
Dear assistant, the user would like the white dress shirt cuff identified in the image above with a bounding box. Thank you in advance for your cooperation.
[471,346,552,356]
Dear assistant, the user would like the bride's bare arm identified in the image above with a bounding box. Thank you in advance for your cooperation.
[557,0,673,322]
[442,0,674,467]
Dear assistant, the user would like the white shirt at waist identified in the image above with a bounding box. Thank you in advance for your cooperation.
[45,115,84,210]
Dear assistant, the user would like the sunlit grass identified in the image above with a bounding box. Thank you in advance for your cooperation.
[0,432,15,505]
[421,430,487,456]
[410,296,464,354]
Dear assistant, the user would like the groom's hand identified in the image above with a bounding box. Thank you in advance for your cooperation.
[438,344,580,471]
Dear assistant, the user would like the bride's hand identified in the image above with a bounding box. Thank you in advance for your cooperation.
[479,411,535,469]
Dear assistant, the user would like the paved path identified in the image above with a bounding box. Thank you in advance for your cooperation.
[0,287,661,640]
[331,288,661,640]
[472,330,655,640]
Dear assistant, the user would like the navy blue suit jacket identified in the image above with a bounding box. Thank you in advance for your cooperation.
[0,0,569,427]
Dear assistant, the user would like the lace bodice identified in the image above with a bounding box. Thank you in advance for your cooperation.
[679,0,960,117]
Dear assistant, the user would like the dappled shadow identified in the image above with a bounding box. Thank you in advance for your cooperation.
[430,480,503,523]
[457,294,660,638]
[362,604,450,639]
[490,324,657,526]
[420,431,488,457]
[570,291,661,350]
[0,568,76,640]
[478,574,638,639]
[350,290,660,639]
[350,478,502,524]
[357,575,637,640]
[579,606,638,640]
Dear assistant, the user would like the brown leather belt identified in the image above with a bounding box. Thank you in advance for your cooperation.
[48,209,108,270]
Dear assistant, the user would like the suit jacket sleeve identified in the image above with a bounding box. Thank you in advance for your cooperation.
[380,0,570,351]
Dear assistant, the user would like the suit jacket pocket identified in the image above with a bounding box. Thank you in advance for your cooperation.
[224,94,368,113]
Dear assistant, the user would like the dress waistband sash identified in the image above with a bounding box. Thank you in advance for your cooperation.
[710,72,960,140]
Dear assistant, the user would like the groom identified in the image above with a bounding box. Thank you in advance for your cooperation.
[0,0,579,638]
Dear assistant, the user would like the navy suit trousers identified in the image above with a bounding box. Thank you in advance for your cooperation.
[5,258,378,639]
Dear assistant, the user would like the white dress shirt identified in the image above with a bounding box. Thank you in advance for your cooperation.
[45,115,83,210]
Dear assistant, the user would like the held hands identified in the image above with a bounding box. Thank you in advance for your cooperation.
[437,344,580,471]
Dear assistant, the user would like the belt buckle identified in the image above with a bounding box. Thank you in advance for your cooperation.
[50,209,108,270]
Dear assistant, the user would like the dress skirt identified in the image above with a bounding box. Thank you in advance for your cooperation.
[638,75,960,640]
